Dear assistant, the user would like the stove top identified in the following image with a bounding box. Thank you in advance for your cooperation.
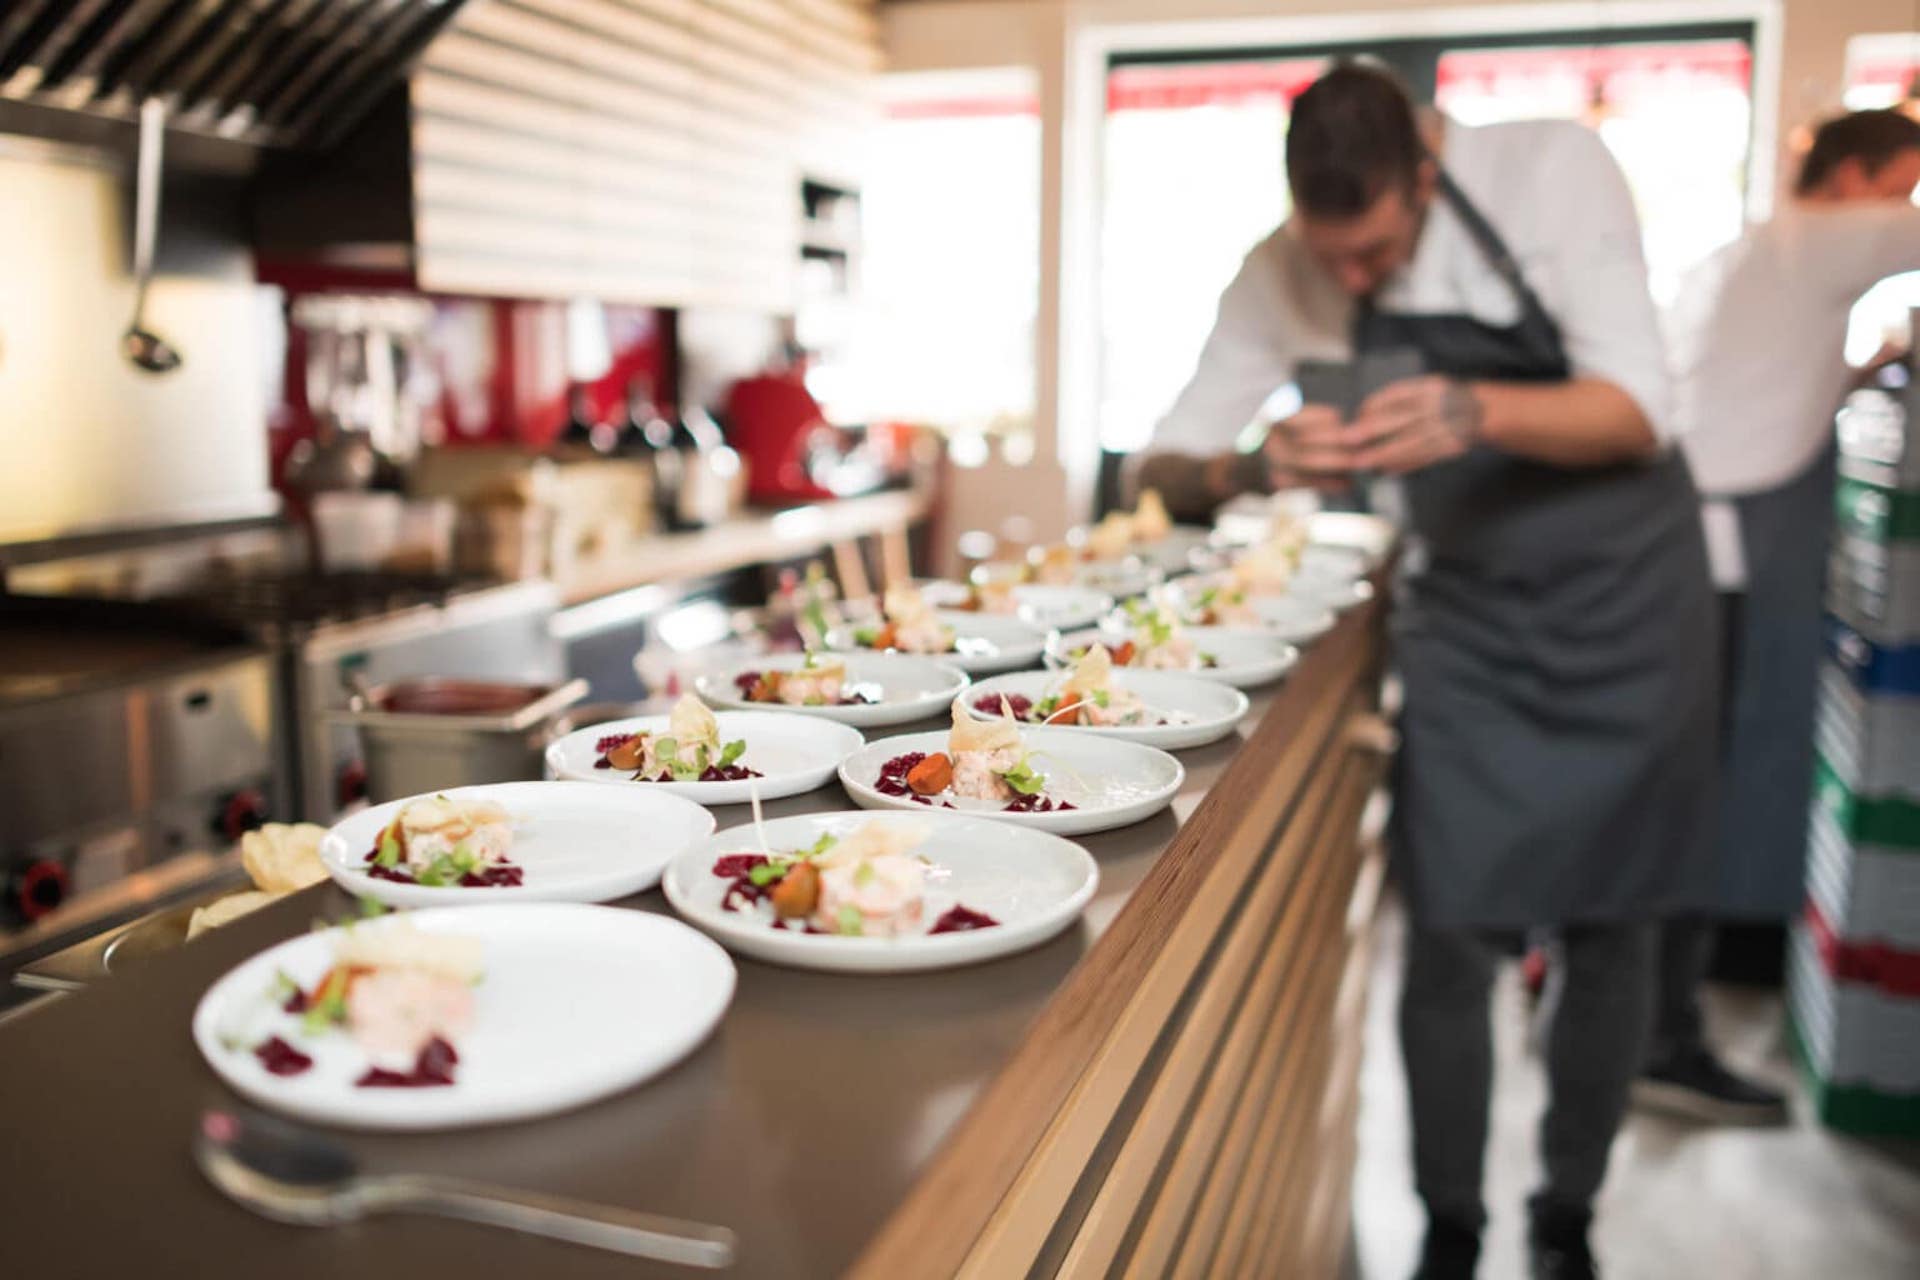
[152,570,495,634]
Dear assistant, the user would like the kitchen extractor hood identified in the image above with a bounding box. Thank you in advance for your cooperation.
[0,0,474,153]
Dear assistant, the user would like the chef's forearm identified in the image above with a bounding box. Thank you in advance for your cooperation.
[1473,378,1660,467]
[1131,450,1267,522]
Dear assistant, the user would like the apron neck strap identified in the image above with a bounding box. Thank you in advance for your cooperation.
[1430,168,1560,339]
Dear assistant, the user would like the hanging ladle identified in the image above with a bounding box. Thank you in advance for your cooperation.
[123,96,182,374]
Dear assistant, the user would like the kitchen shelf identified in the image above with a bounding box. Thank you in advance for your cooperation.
[554,485,931,606]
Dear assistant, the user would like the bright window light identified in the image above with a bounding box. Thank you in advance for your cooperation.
[846,70,1040,436]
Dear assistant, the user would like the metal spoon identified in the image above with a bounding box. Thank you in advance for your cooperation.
[194,1107,737,1268]
[124,96,182,374]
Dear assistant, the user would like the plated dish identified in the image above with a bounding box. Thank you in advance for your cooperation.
[839,702,1184,835]
[319,782,717,907]
[1053,624,1299,690]
[547,698,863,803]
[918,580,1113,634]
[694,651,969,728]
[193,904,735,1129]
[824,586,1046,676]
[663,811,1099,972]
[964,649,1250,750]
[1160,577,1338,645]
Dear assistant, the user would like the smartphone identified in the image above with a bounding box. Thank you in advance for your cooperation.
[1354,348,1425,409]
[1294,359,1356,418]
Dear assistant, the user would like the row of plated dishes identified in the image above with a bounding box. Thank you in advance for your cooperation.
[194,517,1375,1132]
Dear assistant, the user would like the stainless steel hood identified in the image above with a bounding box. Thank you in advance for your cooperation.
[0,0,473,153]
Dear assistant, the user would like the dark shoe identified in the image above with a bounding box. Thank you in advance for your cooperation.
[1527,1198,1596,1280]
[1633,1045,1789,1126]
[1411,1215,1481,1280]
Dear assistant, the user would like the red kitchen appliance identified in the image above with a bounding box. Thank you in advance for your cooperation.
[725,369,881,504]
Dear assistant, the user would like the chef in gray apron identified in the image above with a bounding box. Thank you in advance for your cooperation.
[1136,65,1717,1280]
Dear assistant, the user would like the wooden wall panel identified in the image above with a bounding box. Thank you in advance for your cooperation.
[410,0,879,308]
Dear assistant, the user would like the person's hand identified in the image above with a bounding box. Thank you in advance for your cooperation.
[1264,404,1358,491]
[1347,376,1482,474]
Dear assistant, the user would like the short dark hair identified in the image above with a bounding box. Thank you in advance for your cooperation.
[1795,108,1920,195]
[1286,62,1425,219]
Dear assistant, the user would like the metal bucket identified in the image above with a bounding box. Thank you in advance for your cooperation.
[330,678,588,802]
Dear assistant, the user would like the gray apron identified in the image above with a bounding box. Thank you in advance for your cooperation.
[1370,173,1720,931]
[1706,442,1836,918]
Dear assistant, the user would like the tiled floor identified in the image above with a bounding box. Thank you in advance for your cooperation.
[1351,901,1920,1280]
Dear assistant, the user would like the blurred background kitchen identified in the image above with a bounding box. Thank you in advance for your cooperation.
[1,0,1917,1273]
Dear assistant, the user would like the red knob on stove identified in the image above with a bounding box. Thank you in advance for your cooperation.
[216,789,269,842]
[338,760,368,808]
[12,859,68,922]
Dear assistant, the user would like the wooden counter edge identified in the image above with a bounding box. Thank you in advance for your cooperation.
[848,585,1389,1280]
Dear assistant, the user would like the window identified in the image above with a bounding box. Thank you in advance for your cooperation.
[1434,40,1752,305]
[1096,27,1755,454]
[847,71,1041,436]
[1098,60,1323,453]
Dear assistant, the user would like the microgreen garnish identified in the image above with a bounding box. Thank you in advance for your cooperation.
[301,968,351,1034]
[999,757,1048,796]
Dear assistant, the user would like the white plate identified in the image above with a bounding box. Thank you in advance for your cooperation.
[1072,558,1160,600]
[919,580,1114,634]
[193,904,734,1131]
[546,710,863,804]
[1288,573,1376,612]
[1053,626,1300,690]
[1133,526,1217,577]
[320,782,717,908]
[1159,577,1338,645]
[838,728,1183,835]
[662,811,1099,973]
[1297,543,1371,583]
[1307,511,1397,565]
[961,669,1250,750]
[824,610,1046,676]
[692,652,968,729]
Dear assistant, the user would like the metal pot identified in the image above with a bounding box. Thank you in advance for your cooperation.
[329,678,588,803]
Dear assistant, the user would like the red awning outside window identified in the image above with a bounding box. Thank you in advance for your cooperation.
[1107,60,1326,112]
[1437,40,1752,108]
[1100,41,1749,115]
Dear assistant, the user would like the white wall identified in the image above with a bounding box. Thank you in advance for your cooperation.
[0,142,273,543]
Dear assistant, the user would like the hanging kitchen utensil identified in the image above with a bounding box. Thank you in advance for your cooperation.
[123,94,182,374]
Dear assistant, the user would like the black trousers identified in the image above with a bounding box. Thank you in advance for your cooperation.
[1650,590,1745,1060]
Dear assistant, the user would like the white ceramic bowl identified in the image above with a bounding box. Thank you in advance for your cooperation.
[193,905,735,1130]
[663,810,1099,973]
[960,669,1250,750]
[1051,626,1300,689]
[838,727,1183,836]
[693,652,968,728]
[824,610,1047,676]
[547,710,863,804]
[319,781,716,908]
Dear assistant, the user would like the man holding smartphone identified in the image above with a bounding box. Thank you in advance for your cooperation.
[1137,65,1716,1280]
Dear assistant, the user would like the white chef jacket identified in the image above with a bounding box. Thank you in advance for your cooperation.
[1667,204,1920,588]
[1149,118,1673,456]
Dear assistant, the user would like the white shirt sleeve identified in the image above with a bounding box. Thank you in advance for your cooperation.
[1793,203,1920,304]
[1528,127,1676,443]
[1149,229,1310,455]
